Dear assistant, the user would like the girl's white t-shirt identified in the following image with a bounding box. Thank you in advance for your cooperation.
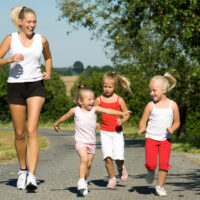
[7,32,43,83]
[74,106,97,144]
[146,101,174,141]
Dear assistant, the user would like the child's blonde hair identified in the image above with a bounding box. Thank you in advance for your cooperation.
[151,72,177,92]
[103,72,133,95]
[75,84,93,106]
[10,6,36,30]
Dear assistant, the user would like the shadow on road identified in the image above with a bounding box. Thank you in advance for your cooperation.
[0,179,44,188]
[129,186,156,195]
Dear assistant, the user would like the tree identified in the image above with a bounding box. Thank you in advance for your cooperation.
[73,61,84,74]
[58,0,200,138]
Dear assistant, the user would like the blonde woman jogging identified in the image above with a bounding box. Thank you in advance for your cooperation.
[0,6,52,190]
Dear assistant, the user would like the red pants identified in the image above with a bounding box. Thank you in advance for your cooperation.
[145,138,171,171]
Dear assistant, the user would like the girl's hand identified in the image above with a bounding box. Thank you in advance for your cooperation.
[96,123,100,129]
[117,118,123,126]
[12,54,24,62]
[122,110,132,117]
[54,123,60,132]
[167,127,173,134]
[139,129,146,134]
[42,72,51,81]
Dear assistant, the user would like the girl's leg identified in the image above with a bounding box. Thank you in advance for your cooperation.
[26,97,45,175]
[105,157,115,178]
[115,160,124,168]
[85,153,94,180]
[157,139,171,186]
[77,147,89,179]
[9,104,27,170]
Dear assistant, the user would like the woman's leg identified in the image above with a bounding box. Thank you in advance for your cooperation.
[26,96,45,175]
[77,147,89,179]
[9,104,27,170]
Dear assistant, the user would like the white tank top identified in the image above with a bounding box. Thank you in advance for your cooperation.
[146,101,174,141]
[7,32,43,83]
[74,106,97,144]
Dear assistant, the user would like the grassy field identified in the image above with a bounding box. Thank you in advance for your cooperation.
[0,131,49,164]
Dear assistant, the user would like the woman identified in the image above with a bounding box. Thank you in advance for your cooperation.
[0,6,52,190]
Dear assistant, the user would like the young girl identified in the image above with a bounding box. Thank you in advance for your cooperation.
[95,72,132,189]
[139,73,180,197]
[54,85,129,196]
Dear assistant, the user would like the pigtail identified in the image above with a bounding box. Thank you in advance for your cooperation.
[164,72,176,92]
[10,6,23,30]
[114,72,133,95]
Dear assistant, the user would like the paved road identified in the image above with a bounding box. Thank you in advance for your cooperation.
[0,129,199,200]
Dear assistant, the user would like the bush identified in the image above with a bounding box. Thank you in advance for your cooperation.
[185,111,200,148]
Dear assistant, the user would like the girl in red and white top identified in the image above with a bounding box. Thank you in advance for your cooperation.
[95,72,132,189]
[139,73,180,197]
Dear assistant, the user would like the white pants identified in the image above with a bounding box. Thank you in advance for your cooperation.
[100,130,125,160]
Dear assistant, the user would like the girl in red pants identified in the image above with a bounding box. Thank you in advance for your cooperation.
[139,73,180,196]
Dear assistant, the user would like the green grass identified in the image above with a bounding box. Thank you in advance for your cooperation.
[0,131,49,164]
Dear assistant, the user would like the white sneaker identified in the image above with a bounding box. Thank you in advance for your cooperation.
[155,185,167,196]
[83,181,88,196]
[17,170,27,190]
[26,172,37,190]
[77,178,87,190]
[146,170,155,184]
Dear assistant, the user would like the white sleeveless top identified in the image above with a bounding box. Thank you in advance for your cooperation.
[7,32,43,83]
[74,106,97,144]
[146,101,174,141]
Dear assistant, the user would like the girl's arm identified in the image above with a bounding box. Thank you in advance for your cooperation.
[54,107,76,132]
[0,35,24,66]
[117,97,130,126]
[167,102,180,134]
[95,97,100,106]
[94,106,128,117]
[139,102,152,134]
[42,37,52,81]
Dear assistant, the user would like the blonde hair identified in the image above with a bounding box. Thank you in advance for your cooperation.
[103,72,133,95]
[10,6,36,30]
[151,72,177,92]
[75,84,94,106]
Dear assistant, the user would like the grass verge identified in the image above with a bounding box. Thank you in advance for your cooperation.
[0,131,49,164]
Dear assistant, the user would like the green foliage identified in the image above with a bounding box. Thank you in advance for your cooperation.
[0,66,10,122]
[185,111,200,148]
[53,67,73,75]
[73,61,84,74]
[41,70,72,122]
[83,65,114,76]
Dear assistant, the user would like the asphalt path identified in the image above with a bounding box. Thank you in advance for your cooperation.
[0,129,199,200]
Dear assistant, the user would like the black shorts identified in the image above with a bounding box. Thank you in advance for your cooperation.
[7,80,46,105]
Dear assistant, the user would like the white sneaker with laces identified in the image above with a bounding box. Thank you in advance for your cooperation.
[83,181,88,196]
[77,178,87,190]
[17,170,27,190]
[155,185,167,196]
[146,170,155,184]
[26,172,37,190]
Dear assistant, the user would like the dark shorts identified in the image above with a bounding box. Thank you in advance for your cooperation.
[7,80,45,105]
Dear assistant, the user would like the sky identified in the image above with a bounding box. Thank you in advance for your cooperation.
[0,0,112,68]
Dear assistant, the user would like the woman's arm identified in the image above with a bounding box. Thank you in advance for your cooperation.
[42,37,52,81]
[167,102,180,134]
[54,107,76,132]
[0,35,24,66]
[139,102,152,134]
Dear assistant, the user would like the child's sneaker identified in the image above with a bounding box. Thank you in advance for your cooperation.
[26,172,37,190]
[118,165,128,182]
[77,178,87,190]
[17,170,27,190]
[106,177,117,189]
[146,170,155,184]
[83,180,88,196]
[155,185,167,196]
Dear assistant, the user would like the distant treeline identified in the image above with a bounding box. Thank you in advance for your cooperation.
[54,60,114,76]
